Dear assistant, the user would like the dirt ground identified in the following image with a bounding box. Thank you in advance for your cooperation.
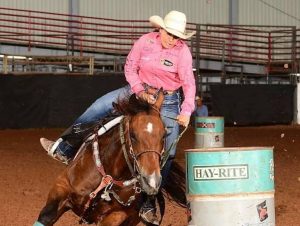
[0,125,299,226]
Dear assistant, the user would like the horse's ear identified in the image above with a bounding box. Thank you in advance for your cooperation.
[153,88,164,110]
[129,94,139,105]
[112,102,122,114]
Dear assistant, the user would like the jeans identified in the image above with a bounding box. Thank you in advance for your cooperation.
[57,85,180,182]
[160,92,180,185]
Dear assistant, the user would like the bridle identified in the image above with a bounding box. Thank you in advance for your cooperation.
[119,116,164,178]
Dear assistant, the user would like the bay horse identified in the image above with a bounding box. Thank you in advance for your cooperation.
[34,90,167,226]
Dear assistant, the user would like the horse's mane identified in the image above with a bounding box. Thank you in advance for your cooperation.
[114,94,153,116]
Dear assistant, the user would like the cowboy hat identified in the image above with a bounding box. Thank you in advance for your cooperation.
[195,96,202,101]
[149,10,196,40]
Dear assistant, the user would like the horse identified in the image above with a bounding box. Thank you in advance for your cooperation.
[34,90,168,226]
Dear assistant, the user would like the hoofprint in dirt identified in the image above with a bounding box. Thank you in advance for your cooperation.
[0,125,299,226]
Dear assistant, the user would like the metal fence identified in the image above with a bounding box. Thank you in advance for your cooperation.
[0,7,300,73]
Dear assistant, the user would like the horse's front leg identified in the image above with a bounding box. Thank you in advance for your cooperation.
[33,200,70,226]
[97,211,128,226]
[33,178,71,226]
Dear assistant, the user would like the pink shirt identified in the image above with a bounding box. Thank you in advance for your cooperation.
[124,32,196,116]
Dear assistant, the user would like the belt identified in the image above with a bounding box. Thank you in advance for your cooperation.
[143,83,177,96]
[163,90,177,95]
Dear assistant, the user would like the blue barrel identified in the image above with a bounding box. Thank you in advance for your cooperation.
[185,147,275,226]
[194,117,224,148]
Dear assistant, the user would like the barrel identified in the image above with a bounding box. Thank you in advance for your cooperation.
[194,116,224,148]
[185,147,275,226]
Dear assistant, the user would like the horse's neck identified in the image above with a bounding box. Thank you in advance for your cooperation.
[98,126,131,180]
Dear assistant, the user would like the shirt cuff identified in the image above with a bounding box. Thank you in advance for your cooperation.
[132,83,145,94]
[180,110,192,117]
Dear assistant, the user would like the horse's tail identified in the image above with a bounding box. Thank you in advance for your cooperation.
[162,161,187,208]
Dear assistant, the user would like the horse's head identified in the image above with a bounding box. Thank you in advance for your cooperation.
[118,89,165,195]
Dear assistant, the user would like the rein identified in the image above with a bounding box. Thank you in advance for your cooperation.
[119,118,135,176]
[161,125,188,166]
[150,105,188,167]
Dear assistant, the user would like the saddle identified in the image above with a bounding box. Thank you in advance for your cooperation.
[60,115,121,152]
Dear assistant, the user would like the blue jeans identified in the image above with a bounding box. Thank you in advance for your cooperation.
[57,85,180,181]
[160,92,180,185]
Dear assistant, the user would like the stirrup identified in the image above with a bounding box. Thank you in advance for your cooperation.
[50,151,70,165]
[139,208,159,226]
[40,137,69,165]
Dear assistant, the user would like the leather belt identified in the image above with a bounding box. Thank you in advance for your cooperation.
[143,83,177,96]
[163,90,177,95]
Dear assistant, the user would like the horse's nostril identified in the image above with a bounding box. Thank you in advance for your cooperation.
[142,173,161,190]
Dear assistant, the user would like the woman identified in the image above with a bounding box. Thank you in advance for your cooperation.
[40,10,196,225]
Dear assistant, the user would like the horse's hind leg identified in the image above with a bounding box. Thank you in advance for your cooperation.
[97,211,128,226]
[34,183,71,226]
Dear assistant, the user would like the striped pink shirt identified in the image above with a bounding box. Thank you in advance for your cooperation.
[124,32,196,116]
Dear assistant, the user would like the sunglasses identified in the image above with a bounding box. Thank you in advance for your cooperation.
[165,30,180,40]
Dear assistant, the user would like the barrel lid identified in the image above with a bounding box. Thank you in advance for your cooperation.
[185,146,274,152]
[195,116,224,119]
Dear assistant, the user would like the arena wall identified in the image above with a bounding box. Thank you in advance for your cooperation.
[210,84,295,126]
[0,74,295,129]
[0,73,126,129]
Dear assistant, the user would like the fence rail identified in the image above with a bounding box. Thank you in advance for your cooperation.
[0,7,300,73]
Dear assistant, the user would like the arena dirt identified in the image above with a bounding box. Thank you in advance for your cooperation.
[0,125,299,226]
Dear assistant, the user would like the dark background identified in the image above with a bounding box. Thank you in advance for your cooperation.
[210,84,295,126]
[0,73,127,128]
[0,74,295,128]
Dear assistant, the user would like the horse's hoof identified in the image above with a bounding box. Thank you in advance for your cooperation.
[139,208,159,226]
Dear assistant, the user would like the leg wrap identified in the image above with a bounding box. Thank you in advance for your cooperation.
[33,221,44,226]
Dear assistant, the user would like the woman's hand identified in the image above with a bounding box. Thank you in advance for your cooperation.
[177,114,190,127]
[137,91,156,104]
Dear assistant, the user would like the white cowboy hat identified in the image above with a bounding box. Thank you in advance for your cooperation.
[195,96,201,101]
[149,10,196,40]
